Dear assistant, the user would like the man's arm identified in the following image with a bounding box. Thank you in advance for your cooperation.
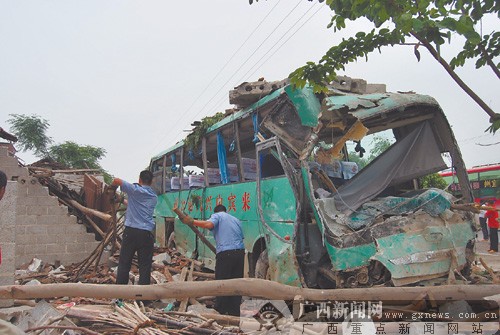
[172,204,214,229]
[192,219,214,229]
[111,178,123,187]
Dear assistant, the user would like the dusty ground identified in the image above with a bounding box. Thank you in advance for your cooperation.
[474,235,500,271]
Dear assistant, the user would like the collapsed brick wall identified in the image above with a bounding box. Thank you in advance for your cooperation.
[0,146,100,268]
[0,181,16,307]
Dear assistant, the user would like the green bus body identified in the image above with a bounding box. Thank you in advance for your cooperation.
[151,82,475,288]
[440,164,500,202]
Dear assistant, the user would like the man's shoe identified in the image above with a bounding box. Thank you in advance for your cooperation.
[488,250,497,253]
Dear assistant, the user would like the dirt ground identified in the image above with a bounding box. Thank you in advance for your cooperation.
[474,234,500,271]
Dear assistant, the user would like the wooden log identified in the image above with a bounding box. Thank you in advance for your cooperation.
[163,266,174,282]
[67,199,113,222]
[479,257,500,284]
[179,263,194,312]
[0,279,498,305]
[172,208,217,254]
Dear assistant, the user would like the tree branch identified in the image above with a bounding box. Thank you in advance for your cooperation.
[411,31,497,119]
[478,43,500,79]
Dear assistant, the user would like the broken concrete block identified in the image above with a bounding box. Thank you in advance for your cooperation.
[153,252,172,265]
[331,76,367,94]
[365,83,387,94]
[24,279,41,286]
[229,78,289,108]
[16,300,76,334]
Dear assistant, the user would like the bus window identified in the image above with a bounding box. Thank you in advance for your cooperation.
[150,157,165,195]
[259,147,285,178]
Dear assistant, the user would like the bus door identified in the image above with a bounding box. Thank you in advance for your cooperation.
[255,137,302,285]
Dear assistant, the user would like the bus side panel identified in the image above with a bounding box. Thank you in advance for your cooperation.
[259,178,301,286]
[266,222,302,286]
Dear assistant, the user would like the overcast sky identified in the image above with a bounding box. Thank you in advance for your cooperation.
[0,1,498,182]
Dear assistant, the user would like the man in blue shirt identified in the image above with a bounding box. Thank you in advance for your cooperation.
[112,170,158,286]
[176,204,244,316]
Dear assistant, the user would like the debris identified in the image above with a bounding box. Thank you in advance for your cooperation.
[152,252,171,265]
[16,300,77,335]
[24,280,41,286]
[27,259,43,273]
[229,78,289,108]
[479,257,500,283]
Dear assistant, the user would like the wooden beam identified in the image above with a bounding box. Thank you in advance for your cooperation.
[0,279,497,305]
[67,199,113,222]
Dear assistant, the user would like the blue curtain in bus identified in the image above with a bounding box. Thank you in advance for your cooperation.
[170,154,178,172]
[217,131,229,184]
[252,113,259,143]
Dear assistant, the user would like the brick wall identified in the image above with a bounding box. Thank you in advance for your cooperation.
[0,181,16,307]
[0,147,100,269]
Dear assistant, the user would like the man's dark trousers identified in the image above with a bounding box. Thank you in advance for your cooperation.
[490,228,498,252]
[215,249,245,316]
[480,217,489,240]
[117,226,155,285]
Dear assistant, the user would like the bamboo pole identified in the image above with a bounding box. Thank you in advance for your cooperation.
[0,279,498,305]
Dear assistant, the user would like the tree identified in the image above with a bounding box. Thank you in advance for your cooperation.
[285,0,499,132]
[49,141,106,170]
[420,173,448,189]
[7,114,53,157]
[7,114,110,181]
[348,135,393,168]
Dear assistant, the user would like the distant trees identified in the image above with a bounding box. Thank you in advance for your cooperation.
[7,114,109,180]
[348,135,447,189]
[348,135,393,168]
[7,114,53,158]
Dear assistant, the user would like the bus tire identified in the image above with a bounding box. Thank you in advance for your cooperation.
[255,249,269,280]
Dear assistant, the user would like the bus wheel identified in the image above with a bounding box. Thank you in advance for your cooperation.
[255,250,269,280]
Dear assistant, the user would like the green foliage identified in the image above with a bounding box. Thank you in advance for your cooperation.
[7,114,53,158]
[367,135,392,161]
[348,135,393,168]
[288,0,499,132]
[347,152,368,169]
[420,173,448,189]
[7,114,110,181]
[184,112,226,150]
[49,141,106,170]
[486,113,500,133]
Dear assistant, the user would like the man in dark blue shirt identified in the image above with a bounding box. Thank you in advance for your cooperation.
[112,170,158,286]
[175,204,244,316]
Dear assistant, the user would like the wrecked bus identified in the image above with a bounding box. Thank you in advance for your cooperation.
[150,78,475,288]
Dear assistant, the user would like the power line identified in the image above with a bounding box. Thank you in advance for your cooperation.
[244,3,322,82]
[205,3,323,117]
[188,0,304,124]
[178,0,283,118]
[147,1,284,158]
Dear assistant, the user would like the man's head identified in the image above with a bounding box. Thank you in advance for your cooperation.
[0,170,7,201]
[487,199,496,206]
[214,204,227,213]
[139,170,153,186]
